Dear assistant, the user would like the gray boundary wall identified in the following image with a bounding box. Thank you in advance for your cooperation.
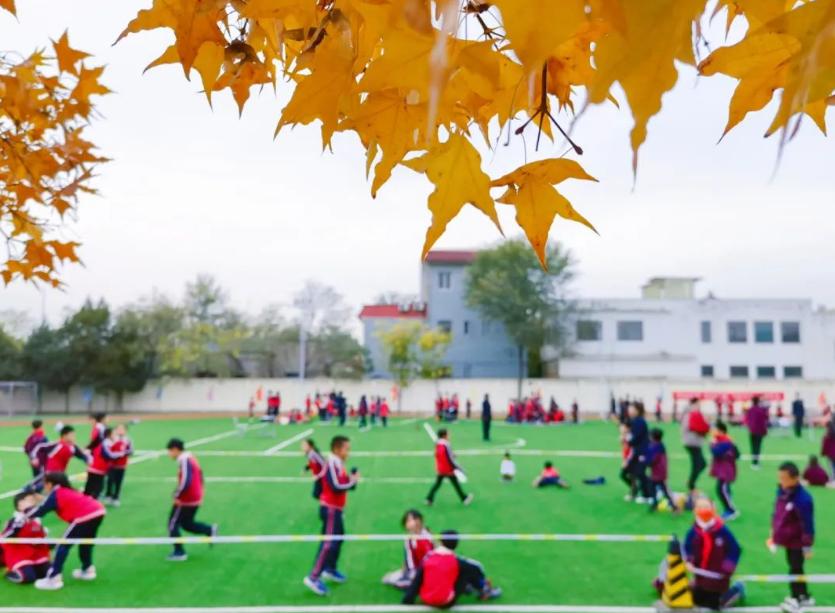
[37,377,835,417]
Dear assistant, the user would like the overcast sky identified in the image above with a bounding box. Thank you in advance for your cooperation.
[3,0,835,330]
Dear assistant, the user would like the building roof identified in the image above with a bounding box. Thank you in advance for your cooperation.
[424,250,478,265]
[359,304,427,319]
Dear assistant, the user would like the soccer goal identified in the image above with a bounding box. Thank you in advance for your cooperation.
[0,381,39,416]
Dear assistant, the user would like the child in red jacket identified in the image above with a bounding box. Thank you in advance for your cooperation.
[1,493,50,584]
[532,462,569,488]
[425,430,473,506]
[382,509,435,589]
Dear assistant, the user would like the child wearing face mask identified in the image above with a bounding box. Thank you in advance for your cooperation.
[682,497,745,610]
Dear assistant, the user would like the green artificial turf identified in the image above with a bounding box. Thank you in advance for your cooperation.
[0,415,832,608]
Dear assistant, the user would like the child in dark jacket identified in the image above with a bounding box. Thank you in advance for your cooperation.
[802,456,829,487]
[647,429,676,512]
[710,422,740,520]
[769,462,815,613]
[683,497,744,610]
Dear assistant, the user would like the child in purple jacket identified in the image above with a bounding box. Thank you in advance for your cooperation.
[768,462,815,613]
[710,422,740,520]
[647,428,676,512]
[744,396,769,469]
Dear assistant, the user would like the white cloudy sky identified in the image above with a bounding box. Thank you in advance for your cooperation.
[2,0,835,330]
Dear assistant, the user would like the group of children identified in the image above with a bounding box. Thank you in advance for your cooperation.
[507,395,579,424]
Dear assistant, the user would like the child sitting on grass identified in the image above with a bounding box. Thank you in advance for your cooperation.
[499,453,515,482]
[532,462,569,489]
[1,493,50,584]
[382,509,434,590]
[802,455,829,487]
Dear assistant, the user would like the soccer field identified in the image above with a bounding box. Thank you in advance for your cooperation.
[0,415,832,611]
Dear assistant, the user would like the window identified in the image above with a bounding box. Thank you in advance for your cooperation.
[617,321,643,341]
[438,271,451,289]
[754,321,774,343]
[463,320,470,335]
[784,366,803,379]
[756,366,776,379]
[437,320,452,333]
[729,365,749,378]
[727,321,747,343]
[700,321,712,343]
[701,365,714,378]
[781,321,801,343]
[576,320,602,341]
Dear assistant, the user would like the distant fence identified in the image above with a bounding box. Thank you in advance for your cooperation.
[34,377,835,417]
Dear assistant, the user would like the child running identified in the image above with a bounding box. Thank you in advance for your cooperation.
[27,472,106,590]
[304,435,360,596]
[23,420,47,480]
[425,429,473,506]
[532,461,569,488]
[710,422,740,520]
[1,493,50,584]
[402,530,501,607]
[29,426,90,491]
[647,428,676,512]
[302,438,327,500]
[682,497,744,610]
[769,461,815,613]
[382,509,435,589]
[104,424,133,506]
[166,438,218,562]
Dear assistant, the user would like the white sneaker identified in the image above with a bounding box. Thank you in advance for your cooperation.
[781,597,800,613]
[72,566,96,581]
[102,496,112,505]
[799,596,816,608]
[111,499,121,507]
[35,574,64,590]
[635,496,649,504]
[463,494,474,506]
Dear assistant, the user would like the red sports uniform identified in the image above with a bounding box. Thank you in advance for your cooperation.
[0,515,50,575]
[405,529,434,572]
[31,441,89,473]
[434,440,457,476]
[174,452,204,506]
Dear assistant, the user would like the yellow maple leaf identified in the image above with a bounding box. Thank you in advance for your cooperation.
[51,30,90,76]
[403,133,501,258]
[589,0,704,173]
[491,159,597,267]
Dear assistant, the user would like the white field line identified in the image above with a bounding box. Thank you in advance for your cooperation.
[123,476,433,485]
[0,424,264,500]
[423,422,438,442]
[1,606,835,613]
[264,428,315,455]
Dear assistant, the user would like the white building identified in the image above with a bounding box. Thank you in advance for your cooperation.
[553,277,835,380]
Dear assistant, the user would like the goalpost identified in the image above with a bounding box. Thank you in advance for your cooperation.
[0,381,39,416]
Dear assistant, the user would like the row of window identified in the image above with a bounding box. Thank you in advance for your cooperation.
[577,319,802,344]
[702,320,800,344]
[436,319,492,336]
[700,365,803,379]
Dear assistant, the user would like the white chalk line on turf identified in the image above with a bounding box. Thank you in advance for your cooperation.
[264,428,315,455]
[1,606,834,613]
[123,476,434,484]
[423,421,438,442]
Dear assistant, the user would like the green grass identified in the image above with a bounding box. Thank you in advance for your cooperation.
[0,415,832,608]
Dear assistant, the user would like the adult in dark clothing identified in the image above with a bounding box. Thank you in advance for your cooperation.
[481,395,492,442]
[336,392,347,427]
[618,397,629,424]
[625,404,651,500]
[791,395,805,439]
[745,396,769,468]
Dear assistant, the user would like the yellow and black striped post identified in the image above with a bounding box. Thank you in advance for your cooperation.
[662,535,694,608]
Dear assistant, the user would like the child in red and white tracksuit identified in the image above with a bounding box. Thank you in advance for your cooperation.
[383,509,435,589]
[425,429,472,505]
[85,428,130,500]
[304,435,360,596]
[104,425,133,505]
[165,439,217,561]
[23,420,47,480]
[402,530,501,607]
[26,472,106,590]
[532,462,569,488]
[29,426,90,491]
[1,492,50,584]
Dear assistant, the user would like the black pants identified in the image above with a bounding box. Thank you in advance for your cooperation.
[48,515,103,578]
[651,480,675,509]
[359,415,367,428]
[105,468,126,500]
[693,587,721,610]
[749,434,764,464]
[381,416,387,427]
[620,466,636,498]
[626,457,651,498]
[685,446,706,490]
[168,505,212,555]
[338,411,346,426]
[5,562,49,584]
[482,419,491,441]
[793,416,803,438]
[786,547,809,599]
[452,557,488,601]
[84,473,105,499]
[716,480,736,514]
[426,474,467,503]
[310,506,344,580]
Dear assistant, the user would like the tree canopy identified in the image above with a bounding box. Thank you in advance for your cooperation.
[2,0,834,281]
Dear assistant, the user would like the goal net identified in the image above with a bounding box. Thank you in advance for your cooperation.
[0,381,39,417]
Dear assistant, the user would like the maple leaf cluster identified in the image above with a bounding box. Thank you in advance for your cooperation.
[0,20,109,286]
